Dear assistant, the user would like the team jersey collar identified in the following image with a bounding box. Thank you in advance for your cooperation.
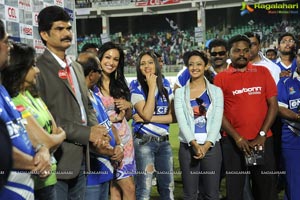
[292,68,300,81]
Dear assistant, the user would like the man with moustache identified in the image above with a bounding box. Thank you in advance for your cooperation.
[214,35,278,200]
[174,38,228,89]
[36,6,110,199]
[276,32,297,79]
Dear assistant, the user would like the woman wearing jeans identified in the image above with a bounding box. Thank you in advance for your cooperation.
[130,51,175,200]
[174,50,223,200]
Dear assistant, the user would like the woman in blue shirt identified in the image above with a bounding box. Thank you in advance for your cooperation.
[130,51,175,200]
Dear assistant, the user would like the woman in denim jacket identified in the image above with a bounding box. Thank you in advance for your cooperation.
[174,50,224,200]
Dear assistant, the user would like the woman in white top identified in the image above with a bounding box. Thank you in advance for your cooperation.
[174,50,224,200]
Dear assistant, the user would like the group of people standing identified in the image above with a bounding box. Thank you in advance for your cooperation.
[174,32,300,200]
[0,5,299,200]
[0,5,175,200]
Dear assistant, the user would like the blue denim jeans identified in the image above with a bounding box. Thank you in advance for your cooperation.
[54,164,86,200]
[134,137,174,200]
[85,182,109,200]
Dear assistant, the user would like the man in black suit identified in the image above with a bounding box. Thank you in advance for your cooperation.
[36,6,110,199]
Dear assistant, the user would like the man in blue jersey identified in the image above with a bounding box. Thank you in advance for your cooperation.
[277,48,300,199]
[0,19,12,190]
[276,32,297,79]
[0,19,51,199]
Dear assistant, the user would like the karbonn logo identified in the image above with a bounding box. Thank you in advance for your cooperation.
[8,7,17,19]
[289,98,300,109]
[23,27,32,35]
[232,87,262,95]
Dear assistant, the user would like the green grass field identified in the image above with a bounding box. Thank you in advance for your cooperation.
[148,123,285,200]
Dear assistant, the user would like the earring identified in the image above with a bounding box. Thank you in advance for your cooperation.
[115,71,118,79]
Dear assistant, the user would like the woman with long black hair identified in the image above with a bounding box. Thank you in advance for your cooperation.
[130,51,175,200]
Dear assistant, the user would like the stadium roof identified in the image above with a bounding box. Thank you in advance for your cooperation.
[76,0,289,18]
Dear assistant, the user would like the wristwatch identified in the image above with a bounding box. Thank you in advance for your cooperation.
[259,131,266,137]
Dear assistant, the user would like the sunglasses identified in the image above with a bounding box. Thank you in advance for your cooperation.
[195,98,207,116]
[210,51,226,57]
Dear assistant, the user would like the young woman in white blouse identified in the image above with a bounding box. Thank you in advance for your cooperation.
[174,50,224,200]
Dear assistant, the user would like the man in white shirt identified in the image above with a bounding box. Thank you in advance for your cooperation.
[244,32,281,84]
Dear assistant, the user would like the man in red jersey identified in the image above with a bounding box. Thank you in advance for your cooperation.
[214,34,278,200]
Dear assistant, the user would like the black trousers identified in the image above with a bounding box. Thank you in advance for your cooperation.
[179,142,222,200]
[221,136,278,200]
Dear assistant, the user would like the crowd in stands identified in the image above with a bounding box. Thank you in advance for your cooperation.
[78,29,195,71]
[77,18,300,73]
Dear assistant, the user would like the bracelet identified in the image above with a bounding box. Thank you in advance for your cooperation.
[236,137,243,143]
[35,144,45,153]
[116,143,124,150]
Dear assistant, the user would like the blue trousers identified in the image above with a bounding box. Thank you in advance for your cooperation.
[282,148,300,200]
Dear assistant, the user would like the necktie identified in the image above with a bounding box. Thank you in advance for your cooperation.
[65,64,76,94]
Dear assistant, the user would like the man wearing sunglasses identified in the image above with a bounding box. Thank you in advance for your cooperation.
[174,39,229,90]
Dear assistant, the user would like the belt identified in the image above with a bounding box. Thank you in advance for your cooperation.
[135,133,169,142]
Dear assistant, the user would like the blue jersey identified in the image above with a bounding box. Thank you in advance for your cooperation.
[0,86,34,200]
[277,78,300,150]
[190,91,211,144]
[130,79,173,137]
[276,58,297,79]
[86,88,116,185]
